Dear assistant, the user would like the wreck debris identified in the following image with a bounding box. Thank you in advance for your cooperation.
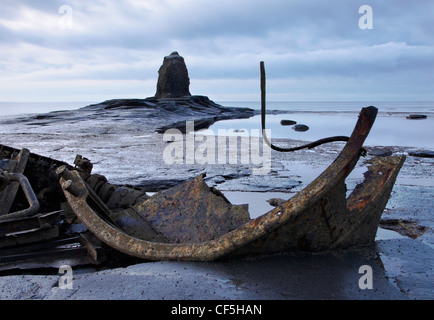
[0,144,139,272]
[0,233,107,272]
[0,61,407,268]
[0,211,61,249]
[0,103,406,267]
[0,148,31,217]
[56,105,405,262]
[0,172,40,221]
[133,174,250,243]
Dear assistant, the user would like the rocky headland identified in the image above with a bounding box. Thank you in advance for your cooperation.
[81,51,258,133]
[82,95,257,134]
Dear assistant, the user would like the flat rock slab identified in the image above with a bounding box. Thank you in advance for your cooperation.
[368,148,393,157]
[406,114,427,119]
[292,124,309,132]
[376,238,434,300]
[408,150,434,158]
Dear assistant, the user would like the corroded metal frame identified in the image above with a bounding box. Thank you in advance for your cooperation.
[58,106,405,261]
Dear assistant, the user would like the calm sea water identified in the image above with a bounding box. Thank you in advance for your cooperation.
[217,101,434,113]
[1,100,433,149]
[1,100,433,116]
[212,101,434,149]
[0,101,97,117]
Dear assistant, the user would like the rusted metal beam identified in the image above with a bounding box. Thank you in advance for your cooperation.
[0,211,62,249]
[0,236,93,271]
[0,211,61,236]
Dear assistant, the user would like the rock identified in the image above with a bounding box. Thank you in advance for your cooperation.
[82,96,257,135]
[369,148,393,157]
[266,198,287,207]
[155,51,191,99]
[408,150,434,158]
[152,96,257,133]
[379,218,428,239]
[406,114,427,120]
[280,120,297,126]
[69,52,258,135]
[292,124,309,132]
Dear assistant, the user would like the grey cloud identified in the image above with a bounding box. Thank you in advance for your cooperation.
[0,0,432,101]
[2,0,433,52]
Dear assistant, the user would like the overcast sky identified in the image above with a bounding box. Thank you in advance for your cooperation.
[0,0,433,105]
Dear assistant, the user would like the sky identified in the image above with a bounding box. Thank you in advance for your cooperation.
[0,0,433,106]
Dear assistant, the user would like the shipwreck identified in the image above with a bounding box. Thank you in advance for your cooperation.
[0,59,405,271]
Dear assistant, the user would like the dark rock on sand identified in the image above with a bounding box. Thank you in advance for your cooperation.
[406,114,427,120]
[380,218,428,239]
[292,124,309,132]
[280,119,297,126]
[266,198,287,207]
[408,150,434,158]
[369,148,393,157]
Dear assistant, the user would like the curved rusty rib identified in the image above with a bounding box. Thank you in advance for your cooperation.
[58,106,387,261]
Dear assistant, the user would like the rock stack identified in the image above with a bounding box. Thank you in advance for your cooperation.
[80,51,257,134]
[155,51,191,99]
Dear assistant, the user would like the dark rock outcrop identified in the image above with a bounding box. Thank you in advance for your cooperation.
[292,124,309,132]
[368,148,393,157]
[406,114,427,120]
[155,51,191,99]
[14,51,258,138]
[408,150,434,158]
[82,96,257,134]
[280,120,297,126]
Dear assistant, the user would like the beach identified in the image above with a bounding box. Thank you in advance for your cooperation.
[0,100,433,300]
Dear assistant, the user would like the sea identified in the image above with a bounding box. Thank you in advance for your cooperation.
[1,100,433,149]
[0,101,97,117]
[211,101,434,150]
